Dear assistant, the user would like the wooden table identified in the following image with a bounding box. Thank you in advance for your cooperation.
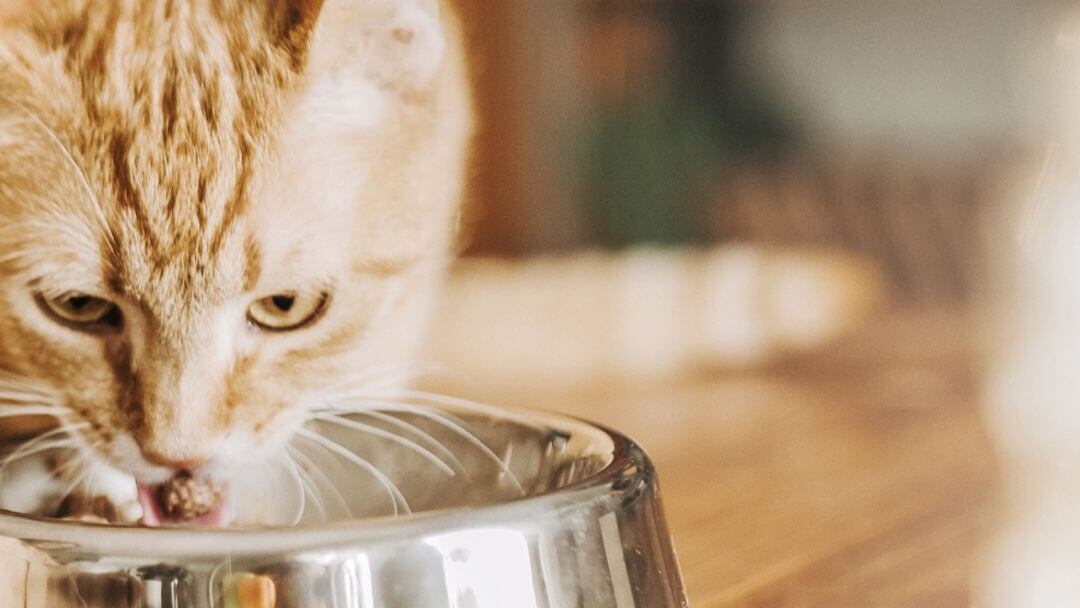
[447,309,999,606]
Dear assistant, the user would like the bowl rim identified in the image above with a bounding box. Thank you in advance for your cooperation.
[0,407,650,559]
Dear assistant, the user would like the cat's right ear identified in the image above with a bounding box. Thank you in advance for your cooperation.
[278,0,327,58]
[301,0,446,96]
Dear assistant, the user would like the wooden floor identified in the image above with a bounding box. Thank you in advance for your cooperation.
[452,309,1000,606]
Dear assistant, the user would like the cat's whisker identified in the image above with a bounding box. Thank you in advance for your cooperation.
[0,375,58,399]
[49,420,91,437]
[0,393,63,407]
[295,466,330,522]
[307,412,456,476]
[51,450,87,481]
[54,438,107,510]
[288,453,328,523]
[292,445,338,524]
[83,461,103,508]
[0,406,67,418]
[57,454,99,506]
[295,429,405,517]
[312,400,469,475]
[287,444,351,520]
[0,387,54,401]
[0,369,55,390]
[347,408,468,476]
[277,452,308,526]
[52,442,104,494]
[0,440,77,480]
[295,428,410,516]
[356,388,540,428]
[325,399,525,496]
[0,423,89,473]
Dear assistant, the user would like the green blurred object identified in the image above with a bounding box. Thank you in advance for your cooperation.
[578,2,800,248]
[583,89,718,248]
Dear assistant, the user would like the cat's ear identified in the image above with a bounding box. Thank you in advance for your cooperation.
[277,0,328,57]
[304,0,446,94]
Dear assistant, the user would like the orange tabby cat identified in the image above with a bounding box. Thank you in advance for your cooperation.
[0,0,883,528]
[0,0,471,525]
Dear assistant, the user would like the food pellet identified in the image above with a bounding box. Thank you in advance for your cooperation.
[161,472,223,520]
[224,573,276,608]
[238,575,276,608]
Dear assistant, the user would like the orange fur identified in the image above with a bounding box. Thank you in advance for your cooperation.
[0,0,471,488]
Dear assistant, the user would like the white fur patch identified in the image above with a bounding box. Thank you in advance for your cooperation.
[300,75,388,129]
[81,460,141,522]
[0,454,64,515]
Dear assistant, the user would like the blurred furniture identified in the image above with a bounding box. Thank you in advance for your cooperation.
[707,154,1008,305]
[453,0,586,255]
[454,0,800,255]
[437,308,999,606]
[453,0,1014,312]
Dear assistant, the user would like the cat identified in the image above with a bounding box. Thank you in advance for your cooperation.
[0,0,886,529]
[0,0,472,526]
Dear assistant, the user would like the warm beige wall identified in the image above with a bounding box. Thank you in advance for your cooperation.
[453,0,587,256]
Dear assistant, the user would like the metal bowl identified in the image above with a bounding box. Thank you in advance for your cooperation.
[0,407,688,607]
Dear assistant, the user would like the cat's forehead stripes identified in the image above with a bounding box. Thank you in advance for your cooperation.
[17,1,320,300]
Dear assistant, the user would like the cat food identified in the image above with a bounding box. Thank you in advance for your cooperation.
[225,573,277,608]
[161,472,223,520]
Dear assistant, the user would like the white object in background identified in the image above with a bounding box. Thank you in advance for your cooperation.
[980,12,1080,605]
[428,245,883,386]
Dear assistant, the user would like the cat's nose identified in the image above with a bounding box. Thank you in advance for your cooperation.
[140,448,208,472]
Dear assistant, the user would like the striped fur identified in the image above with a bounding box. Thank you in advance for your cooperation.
[0,0,471,491]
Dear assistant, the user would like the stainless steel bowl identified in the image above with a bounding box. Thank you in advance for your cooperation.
[0,408,688,607]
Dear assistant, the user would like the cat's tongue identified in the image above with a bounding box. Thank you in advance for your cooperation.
[136,479,230,528]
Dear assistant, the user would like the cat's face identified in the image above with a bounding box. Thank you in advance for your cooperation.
[0,0,469,518]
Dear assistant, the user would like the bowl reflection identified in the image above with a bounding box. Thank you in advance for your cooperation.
[0,407,687,608]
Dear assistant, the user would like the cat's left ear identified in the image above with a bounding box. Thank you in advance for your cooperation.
[300,0,446,95]
[277,0,328,56]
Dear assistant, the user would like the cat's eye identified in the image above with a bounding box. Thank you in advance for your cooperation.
[247,291,329,332]
[37,292,122,330]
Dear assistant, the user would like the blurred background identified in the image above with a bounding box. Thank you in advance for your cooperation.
[456,0,1064,305]
[426,1,1078,606]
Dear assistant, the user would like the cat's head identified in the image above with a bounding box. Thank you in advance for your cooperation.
[0,0,470,521]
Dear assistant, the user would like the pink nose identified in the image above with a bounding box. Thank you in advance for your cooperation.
[140,449,207,472]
